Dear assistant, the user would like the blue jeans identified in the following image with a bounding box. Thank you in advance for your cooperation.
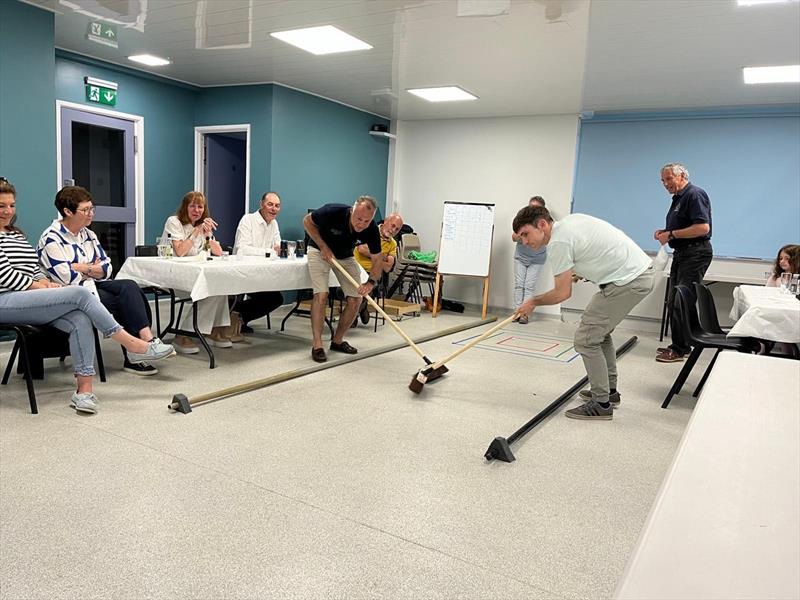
[0,286,122,376]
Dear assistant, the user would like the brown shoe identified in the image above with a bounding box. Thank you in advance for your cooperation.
[330,340,358,354]
[656,349,685,363]
[657,347,671,354]
[311,347,327,363]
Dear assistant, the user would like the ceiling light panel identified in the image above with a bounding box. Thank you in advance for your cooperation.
[407,86,478,102]
[128,54,170,66]
[737,0,798,6]
[270,25,371,55]
[743,65,800,84]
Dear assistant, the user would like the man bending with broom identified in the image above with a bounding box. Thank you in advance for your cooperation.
[513,206,654,420]
[303,196,385,363]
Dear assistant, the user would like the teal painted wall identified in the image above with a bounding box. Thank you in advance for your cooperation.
[194,85,273,214]
[0,2,56,240]
[270,86,390,241]
[55,53,199,243]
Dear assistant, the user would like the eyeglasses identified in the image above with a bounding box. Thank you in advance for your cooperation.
[75,206,96,214]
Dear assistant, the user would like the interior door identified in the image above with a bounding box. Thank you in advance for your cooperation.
[60,107,136,274]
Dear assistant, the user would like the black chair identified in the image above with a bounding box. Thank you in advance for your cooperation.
[662,285,757,408]
[694,282,730,335]
[1,324,106,414]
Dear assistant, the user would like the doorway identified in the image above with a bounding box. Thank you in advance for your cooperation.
[57,102,143,274]
[194,125,250,249]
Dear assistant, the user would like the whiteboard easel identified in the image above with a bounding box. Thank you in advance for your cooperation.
[432,201,495,318]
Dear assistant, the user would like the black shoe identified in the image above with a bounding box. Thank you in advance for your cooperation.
[240,323,254,334]
[123,360,158,376]
[311,347,327,363]
[330,340,358,354]
[359,300,370,324]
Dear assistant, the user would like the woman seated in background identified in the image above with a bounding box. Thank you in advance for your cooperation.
[37,186,165,376]
[766,244,800,287]
[161,191,233,352]
[0,178,175,414]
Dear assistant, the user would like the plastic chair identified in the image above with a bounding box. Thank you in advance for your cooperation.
[388,234,438,303]
[662,286,757,408]
[1,324,106,414]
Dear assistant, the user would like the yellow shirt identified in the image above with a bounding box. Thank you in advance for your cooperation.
[354,236,397,271]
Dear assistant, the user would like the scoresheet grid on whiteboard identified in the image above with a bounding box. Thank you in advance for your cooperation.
[437,202,495,277]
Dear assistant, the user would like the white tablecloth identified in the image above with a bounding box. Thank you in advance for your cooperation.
[117,256,364,301]
[728,285,800,343]
[615,352,800,600]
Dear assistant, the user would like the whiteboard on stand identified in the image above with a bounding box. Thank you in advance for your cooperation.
[437,201,495,277]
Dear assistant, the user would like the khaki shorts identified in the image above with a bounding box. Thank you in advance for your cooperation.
[307,247,361,297]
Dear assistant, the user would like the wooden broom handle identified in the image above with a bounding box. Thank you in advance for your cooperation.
[329,257,428,359]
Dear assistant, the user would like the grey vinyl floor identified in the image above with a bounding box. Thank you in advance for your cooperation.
[0,304,705,600]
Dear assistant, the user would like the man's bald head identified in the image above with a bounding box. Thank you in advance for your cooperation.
[381,213,404,238]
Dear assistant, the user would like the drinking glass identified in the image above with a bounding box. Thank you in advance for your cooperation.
[156,236,167,258]
[790,273,799,295]
[780,272,792,293]
[286,241,297,259]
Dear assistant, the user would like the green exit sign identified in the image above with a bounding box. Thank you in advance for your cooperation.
[87,21,118,48]
[86,84,117,106]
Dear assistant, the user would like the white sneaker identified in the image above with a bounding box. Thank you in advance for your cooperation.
[128,339,177,364]
[70,392,98,414]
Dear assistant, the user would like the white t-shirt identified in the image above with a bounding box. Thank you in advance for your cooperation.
[233,211,281,255]
[162,216,205,256]
[546,214,651,286]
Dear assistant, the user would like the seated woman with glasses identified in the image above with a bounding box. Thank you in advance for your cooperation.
[37,186,167,376]
[161,191,234,353]
[0,178,175,413]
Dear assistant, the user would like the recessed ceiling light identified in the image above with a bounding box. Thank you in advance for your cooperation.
[737,0,797,6]
[270,25,371,55]
[743,65,800,84]
[128,54,170,67]
[406,86,478,102]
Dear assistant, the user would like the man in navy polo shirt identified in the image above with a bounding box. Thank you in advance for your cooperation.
[653,162,713,363]
[303,196,385,363]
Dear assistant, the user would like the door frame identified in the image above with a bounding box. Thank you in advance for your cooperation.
[194,124,251,216]
[55,100,145,244]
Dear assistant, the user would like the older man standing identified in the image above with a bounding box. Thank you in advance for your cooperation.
[353,212,403,324]
[653,163,713,363]
[303,196,384,362]
[232,191,284,333]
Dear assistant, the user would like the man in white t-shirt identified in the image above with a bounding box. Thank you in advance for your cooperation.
[513,206,655,421]
[232,191,284,332]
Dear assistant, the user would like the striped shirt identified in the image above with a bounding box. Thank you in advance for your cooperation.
[0,230,47,293]
[37,221,111,295]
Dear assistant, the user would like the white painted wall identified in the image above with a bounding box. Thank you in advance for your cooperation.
[389,115,580,313]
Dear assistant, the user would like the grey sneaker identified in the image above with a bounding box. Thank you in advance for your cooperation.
[127,339,176,364]
[70,392,98,414]
[565,399,613,420]
[579,389,621,407]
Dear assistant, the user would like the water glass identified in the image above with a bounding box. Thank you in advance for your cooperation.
[156,236,167,258]
[780,272,792,293]
[286,241,297,259]
[790,273,799,295]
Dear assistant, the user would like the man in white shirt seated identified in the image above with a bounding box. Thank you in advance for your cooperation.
[232,191,284,333]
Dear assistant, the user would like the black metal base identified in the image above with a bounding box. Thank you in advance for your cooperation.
[171,393,192,414]
[484,437,515,463]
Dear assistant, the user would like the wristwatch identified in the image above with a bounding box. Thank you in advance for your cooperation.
[668,230,676,241]
[368,278,379,286]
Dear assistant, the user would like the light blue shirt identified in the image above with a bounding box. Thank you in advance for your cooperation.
[514,242,547,267]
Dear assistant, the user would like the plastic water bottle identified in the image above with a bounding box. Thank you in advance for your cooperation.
[165,234,173,259]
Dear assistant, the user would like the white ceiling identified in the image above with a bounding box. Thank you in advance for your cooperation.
[22,0,800,119]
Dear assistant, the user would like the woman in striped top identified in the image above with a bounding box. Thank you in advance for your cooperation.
[0,178,175,414]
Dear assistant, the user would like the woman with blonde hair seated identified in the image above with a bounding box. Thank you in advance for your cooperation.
[161,191,233,353]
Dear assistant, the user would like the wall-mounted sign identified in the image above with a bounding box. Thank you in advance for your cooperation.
[87,21,118,48]
[84,76,118,107]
